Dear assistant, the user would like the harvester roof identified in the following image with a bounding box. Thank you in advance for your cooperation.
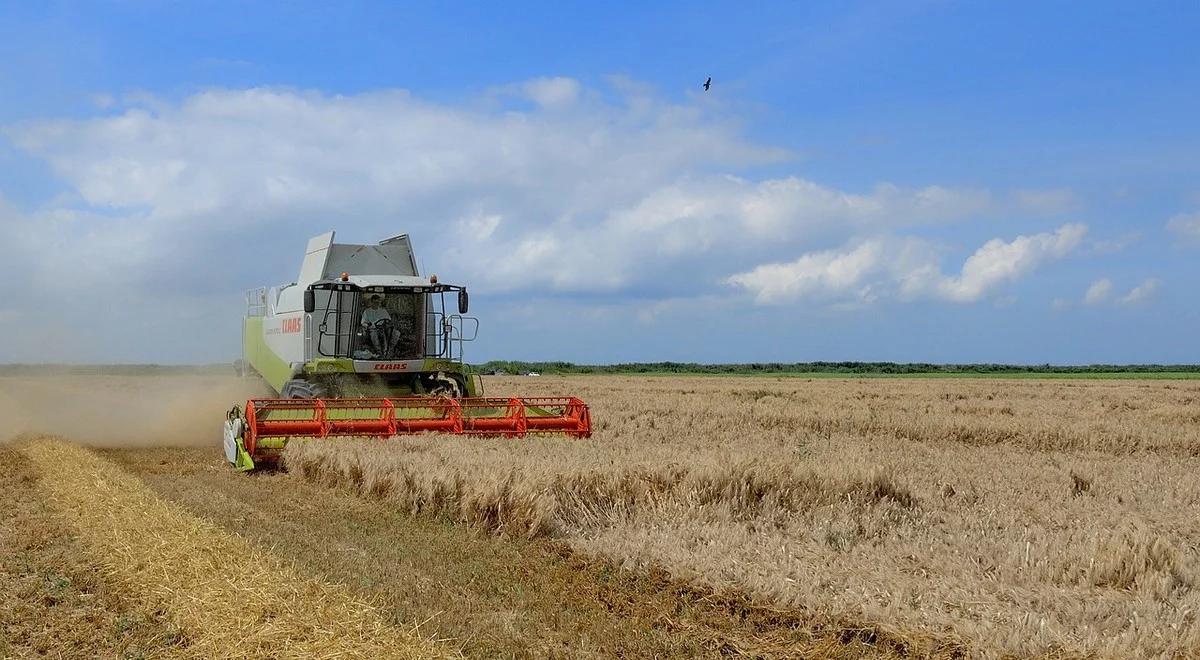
[299,231,423,288]
[313,274,463,292]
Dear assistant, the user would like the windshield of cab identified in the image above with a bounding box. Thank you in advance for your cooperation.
[354,291,424,359]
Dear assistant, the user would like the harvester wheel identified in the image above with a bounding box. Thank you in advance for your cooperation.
[423,373,464,398]
[281,379,327,399]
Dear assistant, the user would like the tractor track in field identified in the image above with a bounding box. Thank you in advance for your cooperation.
[104,445,932,659]
[1,433,938,658]
[0,445,185,659]
[11,437,452,660]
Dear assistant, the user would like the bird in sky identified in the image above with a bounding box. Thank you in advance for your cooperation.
[703,76,711,91]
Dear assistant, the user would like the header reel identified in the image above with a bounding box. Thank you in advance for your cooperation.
[225,396,591,471]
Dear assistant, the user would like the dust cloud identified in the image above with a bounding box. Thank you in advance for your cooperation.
[0,374,271,448]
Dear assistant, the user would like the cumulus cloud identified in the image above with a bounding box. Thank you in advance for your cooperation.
[9,86,780,219]
[5,83,996,301]
[727,224,1087,305]
[1167,211,1200,243]
[1075,277,1161,308]
[1118,278,1160,305]
[725,240,888,305]
[925,224,1087,303]
[456,209,503,240]
[521,77,582,108]
[0,79,1086,360]
[1084,278,1112,305]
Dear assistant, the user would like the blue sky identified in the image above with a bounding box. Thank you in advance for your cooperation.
[0,1,1197,364]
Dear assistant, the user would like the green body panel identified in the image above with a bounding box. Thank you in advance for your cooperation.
[243,317,294,394]
[307,358,357,373]
[243,317,480,397]
[231,438,256,471]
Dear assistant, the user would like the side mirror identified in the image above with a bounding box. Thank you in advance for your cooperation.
[458,288,469,314]
[303,289,315,313]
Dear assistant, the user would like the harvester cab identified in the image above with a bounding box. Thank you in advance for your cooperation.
[224,231,591,471]
[242,231,478,398]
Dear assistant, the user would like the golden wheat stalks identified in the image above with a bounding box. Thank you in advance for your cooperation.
[22,436,455,660]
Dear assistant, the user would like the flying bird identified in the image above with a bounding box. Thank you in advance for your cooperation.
[703,76,711,91]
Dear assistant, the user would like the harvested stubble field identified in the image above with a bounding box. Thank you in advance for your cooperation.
[2,373,1199,658]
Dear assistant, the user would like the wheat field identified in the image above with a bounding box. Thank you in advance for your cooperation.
[286,375,1200,658]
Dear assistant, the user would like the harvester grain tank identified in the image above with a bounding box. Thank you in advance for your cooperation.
[223,231,591,470]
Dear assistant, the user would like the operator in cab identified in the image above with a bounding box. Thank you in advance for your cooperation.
[360,294,395,357]
[361,294,391,326]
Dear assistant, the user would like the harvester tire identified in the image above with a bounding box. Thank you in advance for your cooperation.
[423,373,465,398]
[281,379,327,399]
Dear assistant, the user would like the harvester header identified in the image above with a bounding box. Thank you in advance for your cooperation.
[224,231,592,470]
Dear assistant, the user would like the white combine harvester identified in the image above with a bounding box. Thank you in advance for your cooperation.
[223,231,591,471]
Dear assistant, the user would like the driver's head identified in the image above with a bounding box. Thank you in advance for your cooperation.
[367,295,382,307]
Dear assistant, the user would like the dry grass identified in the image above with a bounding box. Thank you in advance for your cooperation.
[0,447,185,658]
[285,375,1200,658]
[19,435,455,659]
[108,445,941,659]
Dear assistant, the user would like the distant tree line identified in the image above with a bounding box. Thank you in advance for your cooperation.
[475,361,1200,375]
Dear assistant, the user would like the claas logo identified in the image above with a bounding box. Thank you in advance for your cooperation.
[281,318,302,334]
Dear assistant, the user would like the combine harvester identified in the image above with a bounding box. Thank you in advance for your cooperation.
[223,231,591,470]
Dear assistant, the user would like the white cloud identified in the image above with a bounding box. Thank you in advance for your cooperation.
[1167,211,1200,243]
[10,86,781,220]
[1011,188,1079,215]
[0,79,1088,360]
[927,224,1087,303]
[5,84,787,304]
[1118,278,1160,305]
[1090,232,1140,254]
[6,84,997,301]
[727,224,1088,306]
[1084,278,1112,305]
[457,210,503,240]
[521,77,582,108]
[601,175,987,258]
[725,240,887,305]
[90,93,115,109]
[1075,277,1161,308]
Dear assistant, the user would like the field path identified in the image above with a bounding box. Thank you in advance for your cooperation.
[19,437,453,659]
[105,445,923,659]
[1,446,186,658]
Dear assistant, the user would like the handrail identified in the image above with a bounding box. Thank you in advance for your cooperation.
[245,287,268,317]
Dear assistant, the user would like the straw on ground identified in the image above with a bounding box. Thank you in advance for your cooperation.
[21,436,455,660]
